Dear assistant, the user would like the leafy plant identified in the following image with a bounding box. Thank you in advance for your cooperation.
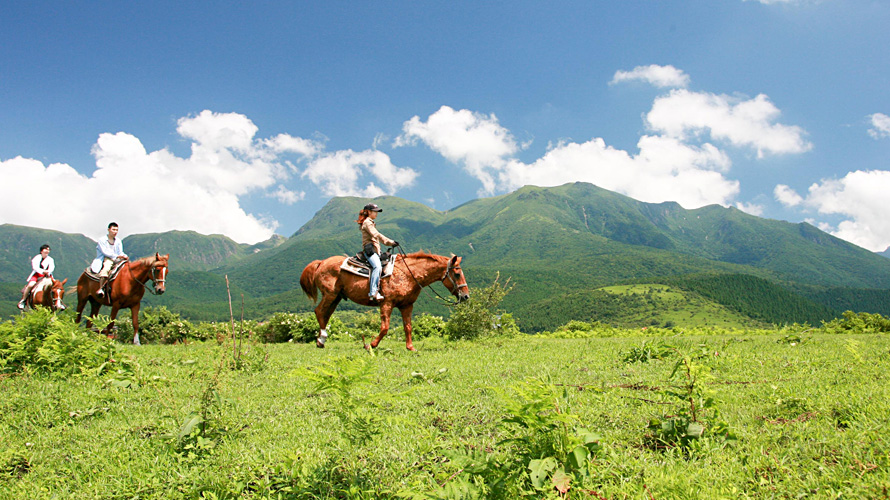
[0,309,115,376]
[446,274,518,341]
[419,378,604,499]
[297,356,394,446]
[621,340,676,363]
[645,346,733,450]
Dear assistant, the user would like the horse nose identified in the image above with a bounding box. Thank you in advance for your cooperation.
[157,288,165,295]
[460,293,470,302]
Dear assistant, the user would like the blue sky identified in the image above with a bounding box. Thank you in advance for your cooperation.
[2,0,889,251]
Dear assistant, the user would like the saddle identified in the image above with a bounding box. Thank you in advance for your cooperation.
[340,251,396,278]
[83,259,127,297]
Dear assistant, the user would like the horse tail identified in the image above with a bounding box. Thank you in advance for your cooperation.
[300,260,322,303]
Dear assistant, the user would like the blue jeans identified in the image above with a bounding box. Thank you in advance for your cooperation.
[366,252,382,296]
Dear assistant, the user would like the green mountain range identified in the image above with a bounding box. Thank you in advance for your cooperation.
[3,183,890,329]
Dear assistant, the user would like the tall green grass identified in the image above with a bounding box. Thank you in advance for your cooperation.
[2,328,889,498]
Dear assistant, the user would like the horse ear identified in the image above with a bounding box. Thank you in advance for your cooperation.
[450,254,458,265]
[155,252,161,260]
[61,278,68,285]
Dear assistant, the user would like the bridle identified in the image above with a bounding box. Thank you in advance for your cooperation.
[395,246,467,306]
[132,260,167,295]
[442,259,469,294]
[51,282,65,310]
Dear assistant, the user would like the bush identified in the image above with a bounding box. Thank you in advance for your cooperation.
[445,276,518,341]
[0,309,115,376]
[411,313,446,339]
[822,311,890,334]
[137,306,187,344]
[258,312,323,343]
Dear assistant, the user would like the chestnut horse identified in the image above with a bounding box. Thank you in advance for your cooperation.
[74,253,169,345]
[300,251,469,351]
[27,277,68,311]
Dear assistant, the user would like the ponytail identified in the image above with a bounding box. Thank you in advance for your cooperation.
[356,209,371,226]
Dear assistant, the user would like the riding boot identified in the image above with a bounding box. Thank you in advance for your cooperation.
[97,277,108,297]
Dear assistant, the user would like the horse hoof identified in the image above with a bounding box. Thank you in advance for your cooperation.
[407,346,417,352]
[363,344,371,351]
[316,339,325,349]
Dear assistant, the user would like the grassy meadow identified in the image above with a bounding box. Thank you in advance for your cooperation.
[2,321,889,499]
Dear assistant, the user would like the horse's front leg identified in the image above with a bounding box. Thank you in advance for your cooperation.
[105,305,120,340]
[314,296,342,348]
[399,304,416,352]
[131,303,141,345]
[85,298,102,331]
[370,303,394,349]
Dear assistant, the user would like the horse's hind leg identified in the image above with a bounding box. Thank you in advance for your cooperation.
[370,303,394,349]
[314,295,342,348]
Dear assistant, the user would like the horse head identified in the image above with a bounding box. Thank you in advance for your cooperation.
[51,278,67,311]
[150,253,169,295]
[442,255,470,303]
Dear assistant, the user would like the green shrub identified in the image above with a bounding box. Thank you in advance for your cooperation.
[258,312,324,343]
[445,276,518,341]
[822,311,890,334]
[0,309,115,376]
[411,313,446,339]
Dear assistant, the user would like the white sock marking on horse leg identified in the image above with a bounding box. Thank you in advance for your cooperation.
[318,328,328,345]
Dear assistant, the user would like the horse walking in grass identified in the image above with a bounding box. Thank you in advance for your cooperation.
[74,253,169,345]
[300,251,469,351]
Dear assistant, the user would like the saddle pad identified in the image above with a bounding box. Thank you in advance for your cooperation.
[339,256,395,278]
[82,260,127,281]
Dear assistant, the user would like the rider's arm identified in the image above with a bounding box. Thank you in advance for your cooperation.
[44,256,54,276]
[366,222,396,248]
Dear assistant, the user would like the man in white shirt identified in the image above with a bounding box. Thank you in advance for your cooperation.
[91,222,128,297]
[18,244,55,309]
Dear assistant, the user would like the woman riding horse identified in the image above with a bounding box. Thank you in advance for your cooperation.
[301,250,469,351]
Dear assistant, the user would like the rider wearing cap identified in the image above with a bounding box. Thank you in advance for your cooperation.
[18,244,54,310]
[357,203,398,301]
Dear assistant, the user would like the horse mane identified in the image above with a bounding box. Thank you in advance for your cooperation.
[132,255,157,266]
[132,254,167,267]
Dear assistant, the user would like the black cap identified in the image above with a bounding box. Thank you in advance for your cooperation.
[364,203,383,212]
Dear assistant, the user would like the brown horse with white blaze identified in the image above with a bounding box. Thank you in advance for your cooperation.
[28,277,68,311]
[75,253,169,345]
[300,251,469,351]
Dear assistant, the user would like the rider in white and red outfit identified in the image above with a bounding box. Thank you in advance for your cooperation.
[18,244,54,310]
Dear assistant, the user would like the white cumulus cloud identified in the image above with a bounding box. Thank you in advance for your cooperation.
[0,110,416,243]
[301,149,418,197]
[610,64,691,88]
[774,184,804,207]
[394,105,519,195]
[775,170,890,252]
[868,113,890,139]
[646,89,812,158]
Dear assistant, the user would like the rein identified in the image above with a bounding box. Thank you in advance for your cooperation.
[394,246,462,306]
